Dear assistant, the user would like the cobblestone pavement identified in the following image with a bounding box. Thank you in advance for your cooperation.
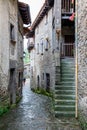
[0,79,82,130]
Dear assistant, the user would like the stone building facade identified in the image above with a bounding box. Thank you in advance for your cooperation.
[76,0,87,128]
[28,0,75,94]
[28,0,87,127]
[28,0,55,92]
[0,0,31,106]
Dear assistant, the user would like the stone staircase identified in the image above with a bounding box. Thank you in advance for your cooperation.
[54,58,75,117]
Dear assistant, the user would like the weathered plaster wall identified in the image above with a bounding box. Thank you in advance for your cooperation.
[17,13,24,97]
[0,0,10,98]
[9,0,18,61]
[17,11,24,72]
[53,0,61,85]
[77,0,87,127]
[30,48,36,89]
[30,8,55,91]
[53,0,61,67]
[0,0,23,104]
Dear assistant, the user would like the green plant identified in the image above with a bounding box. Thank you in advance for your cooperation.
[0,96,22,116]
[78,111,87,130]
[31,87,54,98]
[0,105,10,116]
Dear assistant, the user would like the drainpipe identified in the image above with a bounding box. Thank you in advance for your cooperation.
[75,0,78,118]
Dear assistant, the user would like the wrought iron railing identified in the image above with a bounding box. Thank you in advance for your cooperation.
[62,0,75,13]
[61,43,74,57]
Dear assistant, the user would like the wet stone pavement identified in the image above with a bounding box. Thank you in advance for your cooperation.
[0,79,82,130]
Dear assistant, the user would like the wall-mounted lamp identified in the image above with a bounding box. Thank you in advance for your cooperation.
[56,29,61,40]
[46,37,49,42]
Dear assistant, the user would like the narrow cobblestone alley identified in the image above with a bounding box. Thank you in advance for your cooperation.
[0,79,82,130]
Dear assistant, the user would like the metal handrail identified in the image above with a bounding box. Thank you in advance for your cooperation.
[62,0,75,13]
[61,43,74,57]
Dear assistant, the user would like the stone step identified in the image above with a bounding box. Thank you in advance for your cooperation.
[55,105,75,111]
[61,59,75,63]
[61,70,75,74]
[61,65,75,68]
[55,85,75,90]
[55,95,75,100]
[61,67,75,70]
[57,81,75,84]
[61,68,75,72]
[61,74,75,78]
[55,90,75,95]
[61,63,75,65]
[61,62,75,66]
[61,58,75,61]
[61,77,75,81]
[61,63,75,66]
[61,69,75,73]
[55,99,75,106]
[58,81,75,85]
[54,58,75,117]
[61,72,75,75]
[55,111,75,117]
[61,61,75,64]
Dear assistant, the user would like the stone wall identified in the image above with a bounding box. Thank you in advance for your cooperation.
[0,0,23,105]
[0,0,11,102]
[53,0,61,85]
[17,12,24,98]
[30,0,62,92]
[30,8,55,92]
[77,0,87,128]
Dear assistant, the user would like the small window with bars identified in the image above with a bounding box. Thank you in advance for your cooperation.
[37,43,39,54]
[10,23,15,41]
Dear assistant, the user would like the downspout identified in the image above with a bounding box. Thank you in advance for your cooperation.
[75,0,78,118]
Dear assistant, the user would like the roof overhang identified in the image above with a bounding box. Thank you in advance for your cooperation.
[27,0,54,38]
[18,2,31,25]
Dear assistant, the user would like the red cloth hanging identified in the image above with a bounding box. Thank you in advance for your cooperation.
[69,13,75,21]
[72,0,74,4]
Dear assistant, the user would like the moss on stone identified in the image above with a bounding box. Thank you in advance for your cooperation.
[16,96,22,104]
[31,88,54,98]
[0,96,22,116]
[0,104,10,116]
[78,111,87,130]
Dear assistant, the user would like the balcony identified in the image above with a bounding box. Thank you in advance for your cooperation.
[61,0,75,27]
[27,42,34,52]
[62,0,75,13]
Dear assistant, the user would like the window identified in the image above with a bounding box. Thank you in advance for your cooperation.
[46,73,50,92]
[40,42,43,55]
[10,43,15,55]
[52,17,55,29]
[36,26,39,34]
[42,73,44,80]
[31,67,33,77]
[10,23,15,41]
[37,43,39,54]
[10,24,16,55]
[45,38,49,51]
[45,13,48,25]
[37,75,40,90]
